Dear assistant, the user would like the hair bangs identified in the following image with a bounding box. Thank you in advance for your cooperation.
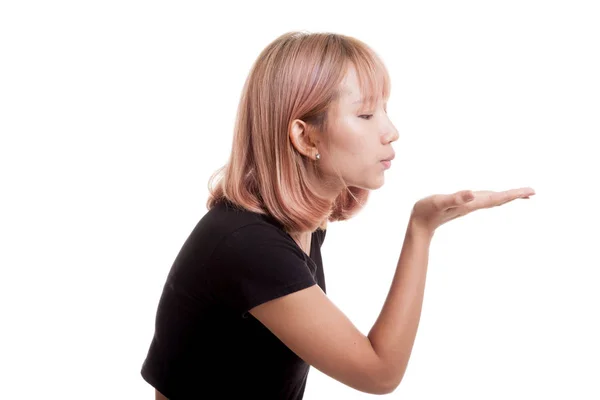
[347,43,391,112]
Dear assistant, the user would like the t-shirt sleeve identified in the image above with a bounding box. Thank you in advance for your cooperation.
[209,223,318,318]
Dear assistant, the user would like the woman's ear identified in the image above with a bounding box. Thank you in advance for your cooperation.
[289,119,318,159]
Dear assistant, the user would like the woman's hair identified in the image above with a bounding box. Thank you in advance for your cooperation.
[206,31,391,234]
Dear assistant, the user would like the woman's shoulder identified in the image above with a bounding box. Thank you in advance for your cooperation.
[203,199,283,234]
[190,199,287,253]
[202,198,326,250]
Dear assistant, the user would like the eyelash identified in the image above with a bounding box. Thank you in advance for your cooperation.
[359,114,374,120]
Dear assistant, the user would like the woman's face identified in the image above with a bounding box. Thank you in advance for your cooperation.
[318,65,399,193]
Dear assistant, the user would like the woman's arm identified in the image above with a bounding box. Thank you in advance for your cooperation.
[366,219,433,388]
[249,218,432,394]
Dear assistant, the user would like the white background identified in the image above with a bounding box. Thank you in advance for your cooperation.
[1,1,599,399]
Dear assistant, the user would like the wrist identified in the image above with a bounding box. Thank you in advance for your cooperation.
[407,217,435,241]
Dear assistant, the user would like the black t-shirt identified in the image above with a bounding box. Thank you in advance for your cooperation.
[141,199,327,399]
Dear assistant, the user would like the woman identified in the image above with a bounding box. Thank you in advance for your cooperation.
[140,31,535,399]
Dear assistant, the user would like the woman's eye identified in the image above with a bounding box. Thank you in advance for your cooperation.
[359,114,373,120]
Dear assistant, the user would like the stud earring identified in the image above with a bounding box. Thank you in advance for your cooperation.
[315,153,321,160]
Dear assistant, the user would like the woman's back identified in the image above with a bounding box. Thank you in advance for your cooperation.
[141,199,327,399]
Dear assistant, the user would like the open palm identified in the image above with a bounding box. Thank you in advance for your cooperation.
[410,187,536,233]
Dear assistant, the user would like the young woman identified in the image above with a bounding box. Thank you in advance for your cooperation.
[140,31,535,399]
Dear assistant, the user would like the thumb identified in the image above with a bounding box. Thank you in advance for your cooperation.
[438,190,474,210]
[459,190,474,204]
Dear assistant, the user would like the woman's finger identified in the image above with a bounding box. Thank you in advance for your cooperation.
[476,188,535,209]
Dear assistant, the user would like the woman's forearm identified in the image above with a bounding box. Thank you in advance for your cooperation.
[367,218,434,389]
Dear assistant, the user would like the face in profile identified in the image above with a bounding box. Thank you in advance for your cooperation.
[318,65,399,191]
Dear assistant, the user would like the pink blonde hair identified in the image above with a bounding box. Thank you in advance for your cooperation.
[206,31,391,234]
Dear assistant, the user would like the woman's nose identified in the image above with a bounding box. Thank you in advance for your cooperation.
[383,125,399,144]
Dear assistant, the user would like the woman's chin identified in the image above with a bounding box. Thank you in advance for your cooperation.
[371,180,385,190]
[370,173,386,189]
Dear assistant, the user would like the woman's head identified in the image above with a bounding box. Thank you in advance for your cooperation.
[207,31,398,233]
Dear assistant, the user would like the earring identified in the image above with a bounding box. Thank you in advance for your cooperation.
[315,153,321,160]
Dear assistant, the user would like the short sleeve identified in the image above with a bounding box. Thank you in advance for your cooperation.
[209,223,317,318]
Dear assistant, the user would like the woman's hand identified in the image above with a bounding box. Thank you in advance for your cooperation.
[410,187,536,236]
